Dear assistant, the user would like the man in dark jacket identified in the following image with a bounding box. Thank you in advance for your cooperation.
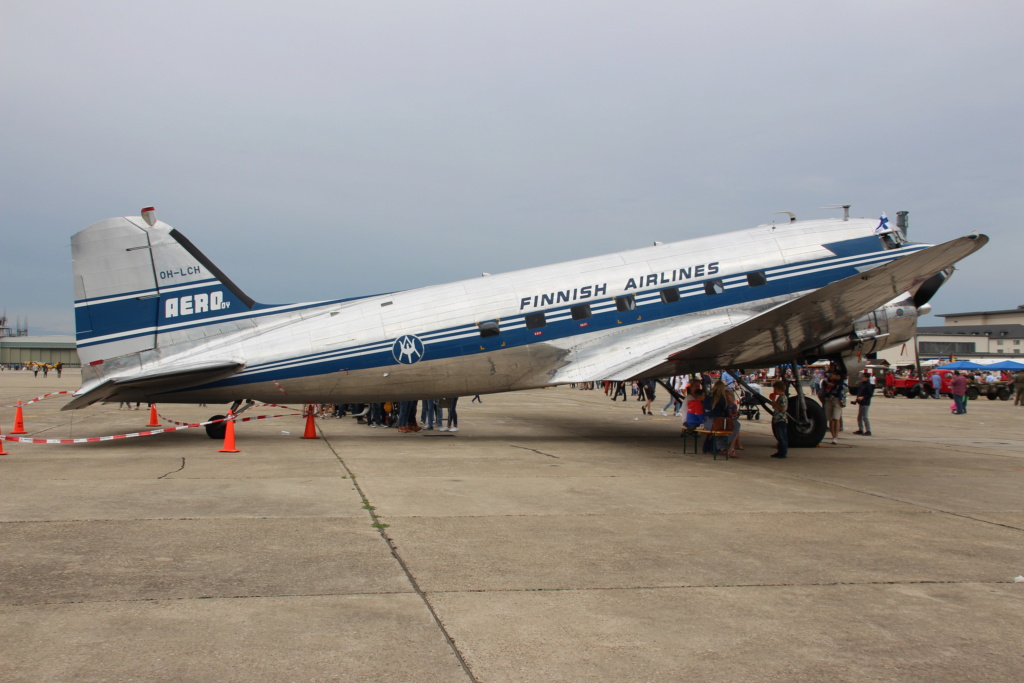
[852,371,874,436]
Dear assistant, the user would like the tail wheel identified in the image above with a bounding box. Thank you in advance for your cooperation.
[206,415,227,440]
[787,396,827,448]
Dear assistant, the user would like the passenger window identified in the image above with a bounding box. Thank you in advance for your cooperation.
[525,312,546,329]
[478,320,501,338]
[704,279,725,295]
[615,294,636,312]
[747,271,767,287]
[660,287,680,303]
[571,304,592,320]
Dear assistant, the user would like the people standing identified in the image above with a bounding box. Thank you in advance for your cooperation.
[770,380,789,459]
[641,379,656,415]
[421,398,439,430]
[823,370,846,445]
[397,400,421,432]
[884,370,896,398]
[852,371,874,436]
[440,397,459,432]
[950,371,967,415]
[660,376,684,416]
[1014,369,1024,406]
[930,371,942,399]
[726,389,743,457]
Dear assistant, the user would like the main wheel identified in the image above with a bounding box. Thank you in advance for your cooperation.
[787,396,827,448]
[206,415,227,440]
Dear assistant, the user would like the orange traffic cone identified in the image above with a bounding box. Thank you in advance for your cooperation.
[11,400,27,435]
[146,404,160,427]
[301,407,319,439]
[218,411,240,453]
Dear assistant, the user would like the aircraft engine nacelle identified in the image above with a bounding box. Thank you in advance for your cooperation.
[808,294,920,381]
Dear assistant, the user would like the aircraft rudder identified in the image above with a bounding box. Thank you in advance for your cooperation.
[72,210,258,366]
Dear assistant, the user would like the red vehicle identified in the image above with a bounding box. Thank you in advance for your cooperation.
[889,368,957,399]
[889,368,1014,401]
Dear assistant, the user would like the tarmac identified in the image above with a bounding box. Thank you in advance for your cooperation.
[1,369,1021,682]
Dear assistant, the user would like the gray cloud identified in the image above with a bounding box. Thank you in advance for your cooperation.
[2,1,1021,334]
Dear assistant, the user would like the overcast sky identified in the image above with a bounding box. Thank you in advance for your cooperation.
[2,1,1021,335]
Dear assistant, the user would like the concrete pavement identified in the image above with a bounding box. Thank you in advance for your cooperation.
[1,370,1021,681]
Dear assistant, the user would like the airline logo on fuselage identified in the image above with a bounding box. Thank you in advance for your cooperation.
[164,290,230,318]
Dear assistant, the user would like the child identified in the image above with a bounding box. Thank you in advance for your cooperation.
[682,385,705,432]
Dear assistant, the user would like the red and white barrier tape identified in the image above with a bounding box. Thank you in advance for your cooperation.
[2,390,75,408]
[256,402,301,411]
[2,412,299,445]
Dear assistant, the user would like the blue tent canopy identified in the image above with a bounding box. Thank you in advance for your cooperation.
[936,360,984,370]
[980,360,1024,371]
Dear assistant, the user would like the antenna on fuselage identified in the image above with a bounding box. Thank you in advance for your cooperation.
[823,204,851,221]
[773,211,796,222]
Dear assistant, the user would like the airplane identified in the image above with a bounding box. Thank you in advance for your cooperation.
[66,206,987,446]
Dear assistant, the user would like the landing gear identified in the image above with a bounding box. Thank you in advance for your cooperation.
[206,416,227,440]
[205,399,255,440]
[787,397,827,448]
[785,362,827,448]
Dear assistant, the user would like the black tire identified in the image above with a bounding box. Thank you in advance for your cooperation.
[985,392,997,401]
[905,384,920,399]
[787,396,827,448]
[916,383,931,399]
[997,388,1011,401]
[966,386,980,401]
[206,415,227,440]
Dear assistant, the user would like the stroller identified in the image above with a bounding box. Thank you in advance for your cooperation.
[738,383,762,420]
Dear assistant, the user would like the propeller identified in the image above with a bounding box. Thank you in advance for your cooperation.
[913,268,953,308]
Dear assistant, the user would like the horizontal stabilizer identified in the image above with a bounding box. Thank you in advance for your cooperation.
[62,360,244,410]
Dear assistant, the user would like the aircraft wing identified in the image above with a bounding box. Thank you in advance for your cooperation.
[62,360,244,410]
[573,233,988,381]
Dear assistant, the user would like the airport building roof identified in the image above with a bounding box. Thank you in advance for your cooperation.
[0,335,77,348]
[917,324,1024,338]
[937,307,1024,317]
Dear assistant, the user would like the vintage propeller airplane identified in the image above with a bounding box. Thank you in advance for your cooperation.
[67,206,986,446]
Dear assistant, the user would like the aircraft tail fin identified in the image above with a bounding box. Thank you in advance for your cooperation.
[73,210,258,367]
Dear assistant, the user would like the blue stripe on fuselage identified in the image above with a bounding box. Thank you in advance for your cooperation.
[178,242,927,392]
